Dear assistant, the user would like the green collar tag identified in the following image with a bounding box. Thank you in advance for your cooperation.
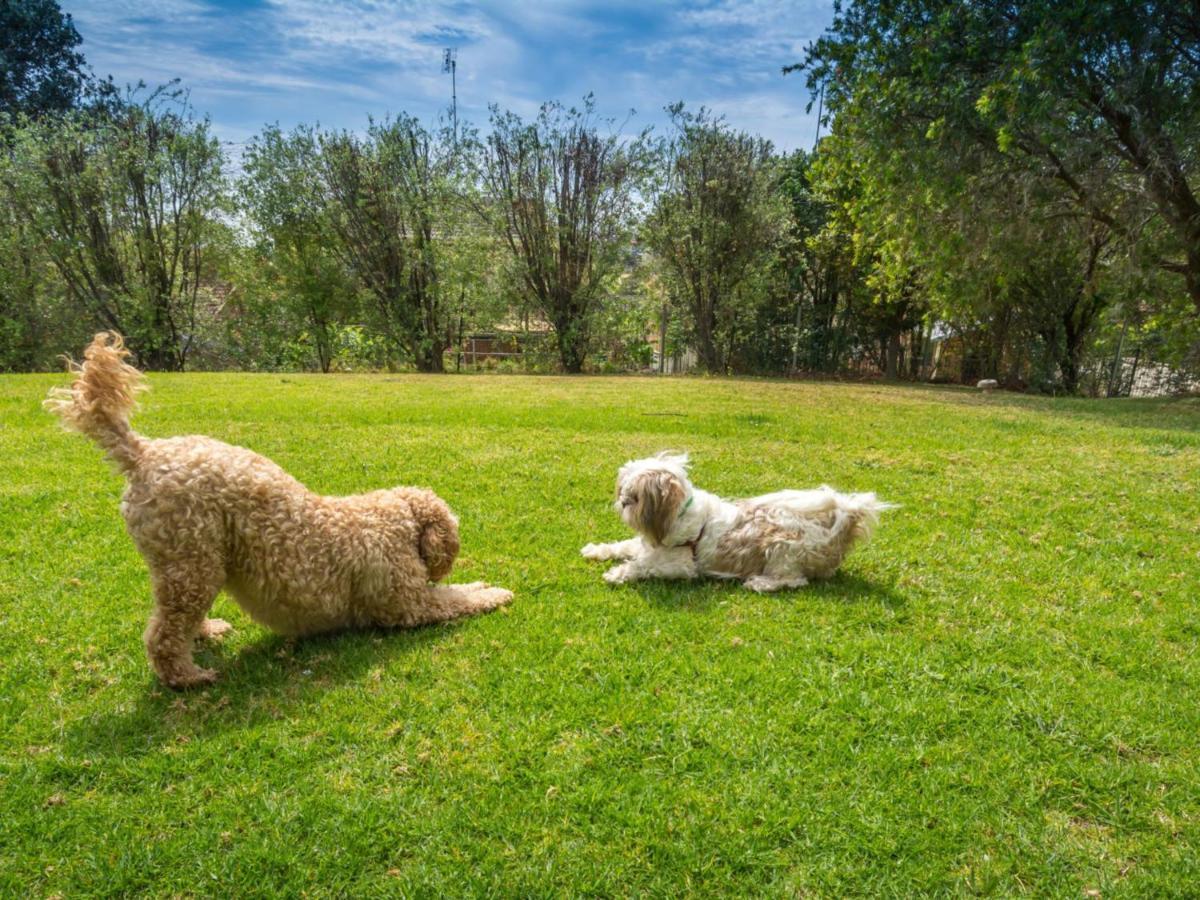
[678,495,694,518]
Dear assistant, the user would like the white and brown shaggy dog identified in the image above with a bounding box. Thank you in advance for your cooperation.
[582,453,892,592]
[48,333,512,689]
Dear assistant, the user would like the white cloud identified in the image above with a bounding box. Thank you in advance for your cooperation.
[61,0,830,151]
[263,0,491,62]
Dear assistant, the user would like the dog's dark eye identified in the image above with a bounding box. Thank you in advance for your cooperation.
[621,497,634,507]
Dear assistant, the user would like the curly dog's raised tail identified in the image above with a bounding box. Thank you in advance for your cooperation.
[45,332,146,473]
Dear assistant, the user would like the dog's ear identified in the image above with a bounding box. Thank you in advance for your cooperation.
[654,450,690,470]
[403,490,460,582]
[418,508,460,583]
[635,471,685,546]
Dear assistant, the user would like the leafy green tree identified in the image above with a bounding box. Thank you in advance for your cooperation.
[0,196,87,370]
[317,116,457,371]
[1,87,227,369]
[240,125,359,372]
[643,105,785,374]
[777,149,865,374]
[796,0,1200,315]
[435,186,511,371]
[0,0,86,118]
[477,96,648,373]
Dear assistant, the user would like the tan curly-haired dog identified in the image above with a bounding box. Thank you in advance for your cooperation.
[47,333,513,689]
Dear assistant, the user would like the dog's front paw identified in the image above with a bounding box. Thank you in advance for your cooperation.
[164,667,219,690]
[743,575,807,593]
[581,543,608,560]
[603,565,632,585]
[475,586,514,609]
[197,618,233,640]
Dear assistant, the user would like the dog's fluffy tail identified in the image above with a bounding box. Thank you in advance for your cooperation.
[45,332,146,474]
[836,491,898,543]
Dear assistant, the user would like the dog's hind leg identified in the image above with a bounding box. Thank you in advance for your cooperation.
[397,583,513,627]
[144,556,225,689]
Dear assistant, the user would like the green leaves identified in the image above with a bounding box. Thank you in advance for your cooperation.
[642,106,785,374]
[0,0,86,118]
[800,0,1200,317]
[2,87,226,370]
[478,97,651,373]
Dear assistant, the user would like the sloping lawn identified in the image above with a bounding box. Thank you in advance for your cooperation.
[1,373,1197,896]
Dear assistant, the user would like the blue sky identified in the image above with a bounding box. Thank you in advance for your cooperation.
[62,1,833,155]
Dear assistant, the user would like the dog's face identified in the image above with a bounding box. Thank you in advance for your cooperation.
[614,453,691,546]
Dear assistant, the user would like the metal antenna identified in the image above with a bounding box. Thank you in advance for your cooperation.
[442,47,458,142]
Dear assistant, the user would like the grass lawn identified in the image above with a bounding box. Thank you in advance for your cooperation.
[1,373,1197,897]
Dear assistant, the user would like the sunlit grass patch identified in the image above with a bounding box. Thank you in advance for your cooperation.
[1,374,1197,895]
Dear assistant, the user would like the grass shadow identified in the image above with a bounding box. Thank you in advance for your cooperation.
[804,571,908,609]
[629,570,907,611]
[60,621,468,760]
[924,387,1200,435]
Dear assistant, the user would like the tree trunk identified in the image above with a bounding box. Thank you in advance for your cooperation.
[884,332,901,379]
[135,340,180,372]
[1058,350,1080,395]
[558,332,586,373]
[695,336,723,373]
[693,304,723,373]
[413,339,444,373]
[1186,252,1200,316]
[313,317,333,373]
[659,302,669,374]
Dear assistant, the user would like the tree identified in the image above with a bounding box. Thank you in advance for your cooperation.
[240,125,358,372]
[317,116,457,372]
[478,96,647,373]
[796,1,1200,315]
[643,105,784,374]
[2,87,227,369]
[0,192,88,370]
[0,0,87,118]
[777,149,864,374]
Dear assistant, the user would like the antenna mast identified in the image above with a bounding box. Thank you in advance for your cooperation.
[442,48,458,142]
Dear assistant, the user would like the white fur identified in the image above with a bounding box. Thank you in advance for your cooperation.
[581,453,893,592]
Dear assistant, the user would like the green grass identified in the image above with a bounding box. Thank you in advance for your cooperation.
[1,373,1197,897]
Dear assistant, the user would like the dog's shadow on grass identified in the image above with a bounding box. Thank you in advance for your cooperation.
[61,621,467,760]
[628,571,907,611]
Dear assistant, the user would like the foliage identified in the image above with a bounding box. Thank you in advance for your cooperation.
[0,87,227,369]
[0,39,1196,390]
[0,0,86,118]
[476,96,650,373]
[239,125,360,373]
[314,116,465,372]
[585,252,658,372]
[643,105,786,374]
[0,195,88,371]
[797,0,1200,314]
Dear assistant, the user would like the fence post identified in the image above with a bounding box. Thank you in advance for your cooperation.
[1106,319,1128,397]
[659,302,668,374]
[1124,347,1141,397]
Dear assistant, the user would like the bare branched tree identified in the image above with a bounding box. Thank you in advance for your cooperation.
[477,96,646,373]
[316,116,454,372]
